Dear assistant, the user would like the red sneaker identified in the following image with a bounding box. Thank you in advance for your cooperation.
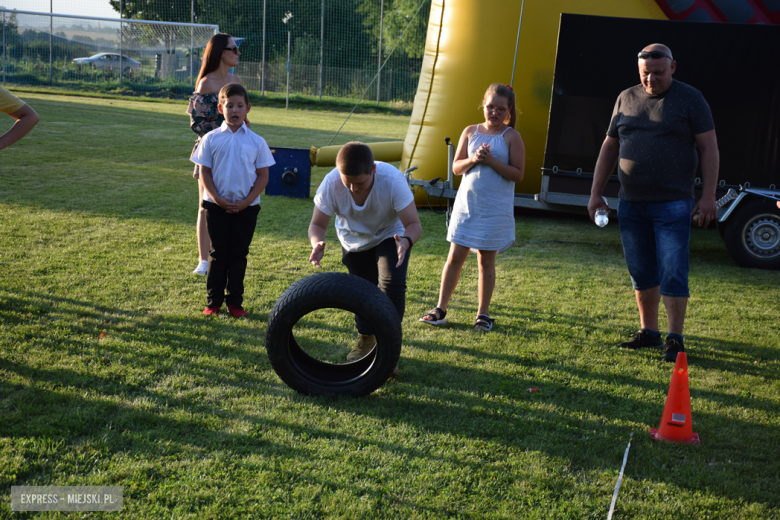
[203,306,220,316]
[227,304,248,318]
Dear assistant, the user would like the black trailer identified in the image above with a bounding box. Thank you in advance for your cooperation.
[408,14,780,270]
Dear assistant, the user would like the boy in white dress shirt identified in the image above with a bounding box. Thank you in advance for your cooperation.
[191,83,275,317]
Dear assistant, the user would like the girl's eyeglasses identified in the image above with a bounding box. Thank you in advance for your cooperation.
[484,105,507,114]
[225,46,240,54]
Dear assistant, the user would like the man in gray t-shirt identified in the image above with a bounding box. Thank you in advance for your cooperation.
[588,44,720,362]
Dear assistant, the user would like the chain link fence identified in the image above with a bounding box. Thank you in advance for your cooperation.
[1,0,431,106]
[1,9,216,97]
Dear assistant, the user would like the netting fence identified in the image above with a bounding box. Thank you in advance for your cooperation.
[0,0,432,105]
[1,9,217,97]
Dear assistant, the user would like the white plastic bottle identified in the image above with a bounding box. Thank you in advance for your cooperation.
[595,196,609,227]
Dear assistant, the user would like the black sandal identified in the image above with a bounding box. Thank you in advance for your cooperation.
[419,307,447,326]
[474,314,494,331]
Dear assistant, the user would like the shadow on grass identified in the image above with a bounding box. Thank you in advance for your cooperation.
[2,290,778,512]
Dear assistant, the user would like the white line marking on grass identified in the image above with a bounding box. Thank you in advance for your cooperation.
[607,431,633,520]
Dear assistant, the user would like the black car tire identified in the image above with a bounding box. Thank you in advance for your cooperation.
[722,197,780,270]
[265,272,402,397]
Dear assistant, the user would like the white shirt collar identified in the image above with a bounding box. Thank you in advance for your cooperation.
[219,121,248,134]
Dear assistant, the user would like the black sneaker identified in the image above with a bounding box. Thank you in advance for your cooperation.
[662,338,685,362]
[617,330,663,350]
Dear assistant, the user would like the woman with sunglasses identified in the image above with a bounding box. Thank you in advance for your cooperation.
[419,83,525,331]
[187,33,243,275]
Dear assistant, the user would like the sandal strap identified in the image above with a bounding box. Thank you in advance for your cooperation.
[425,307,446,320]
[475,314,494,330]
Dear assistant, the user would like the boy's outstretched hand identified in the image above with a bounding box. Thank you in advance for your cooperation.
[310,241,326,268]
[394,234,410,268]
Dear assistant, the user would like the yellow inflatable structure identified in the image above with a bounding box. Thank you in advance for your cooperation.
[400,0,666,202]
[311,141,404,168]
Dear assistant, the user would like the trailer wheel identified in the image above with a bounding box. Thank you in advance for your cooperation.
[265,272,402,397]
[722,198,780,270]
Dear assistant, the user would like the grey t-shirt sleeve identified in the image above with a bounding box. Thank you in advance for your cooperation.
[606,95,622,138]
[687,89,715,135]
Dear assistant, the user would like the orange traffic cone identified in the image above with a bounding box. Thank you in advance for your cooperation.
[650,352,701,444]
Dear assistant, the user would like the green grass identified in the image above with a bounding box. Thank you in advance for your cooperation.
[1,92,779,519]
[7,83,414,116]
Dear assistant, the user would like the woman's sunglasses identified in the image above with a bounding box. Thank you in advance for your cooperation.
[225,46,240,55]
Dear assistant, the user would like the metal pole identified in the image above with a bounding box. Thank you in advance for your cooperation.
[377,0,383,106]
[119,0,123,86]
[319,0,324,103]
[190,0,194,89]
[49,0,53,84]
[510,0,525,88]
[286,30,290,110]
[2,12,6,85]
[261,0,266,98]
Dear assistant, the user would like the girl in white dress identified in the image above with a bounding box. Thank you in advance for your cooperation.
[419,84,525,331]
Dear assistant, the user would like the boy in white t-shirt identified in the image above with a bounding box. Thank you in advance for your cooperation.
[192,83,275,317]
[308,142,422,372]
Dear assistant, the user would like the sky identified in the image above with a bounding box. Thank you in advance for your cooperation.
[1,0,118,19]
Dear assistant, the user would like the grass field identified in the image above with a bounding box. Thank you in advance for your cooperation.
[1,92,779,519]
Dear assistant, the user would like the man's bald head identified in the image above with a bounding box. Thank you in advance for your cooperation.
[641,43,673,61]
[638,43,676,95]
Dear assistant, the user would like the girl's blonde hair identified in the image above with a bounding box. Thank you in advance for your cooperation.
[481,83,517,128]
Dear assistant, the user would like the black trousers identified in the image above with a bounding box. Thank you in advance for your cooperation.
[341,237,410,335]
[202,200,260,308]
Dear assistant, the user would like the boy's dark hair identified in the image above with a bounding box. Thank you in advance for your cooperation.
[336,142,375,177]
[219,83,249,105]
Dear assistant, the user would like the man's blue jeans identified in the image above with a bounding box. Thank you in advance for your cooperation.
[617,198,694,298]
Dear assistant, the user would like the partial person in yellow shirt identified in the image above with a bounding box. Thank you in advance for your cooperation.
[0,86,39,150]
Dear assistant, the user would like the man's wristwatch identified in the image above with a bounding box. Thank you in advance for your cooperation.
[402,236,414,250]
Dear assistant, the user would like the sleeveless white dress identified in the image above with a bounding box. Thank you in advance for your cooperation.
[447,126,515,252]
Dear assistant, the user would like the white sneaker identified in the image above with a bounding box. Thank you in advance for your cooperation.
[192,260,208,275]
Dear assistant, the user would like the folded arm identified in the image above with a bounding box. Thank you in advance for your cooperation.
[0,104,40,151]
[485,129,525,183]
[227,167,269,213]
